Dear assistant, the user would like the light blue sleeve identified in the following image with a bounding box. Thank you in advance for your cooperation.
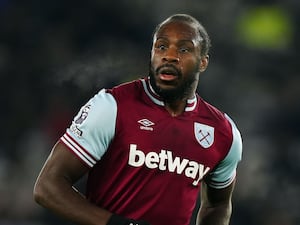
[206,114,243,189]
[61,89,117,167]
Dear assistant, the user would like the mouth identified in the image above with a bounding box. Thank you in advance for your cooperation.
[157,65,180,81]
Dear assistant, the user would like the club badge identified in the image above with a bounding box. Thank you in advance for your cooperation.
[194,122,214,149]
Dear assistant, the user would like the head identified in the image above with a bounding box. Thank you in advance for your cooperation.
[149,14,211,102]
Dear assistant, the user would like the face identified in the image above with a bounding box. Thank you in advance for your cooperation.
[149,20,208,102]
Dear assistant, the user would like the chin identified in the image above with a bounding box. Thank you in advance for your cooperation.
[154,81,187,101]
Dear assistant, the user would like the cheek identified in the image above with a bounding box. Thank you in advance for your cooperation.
[182,59,199,74]
[151,52,161,69]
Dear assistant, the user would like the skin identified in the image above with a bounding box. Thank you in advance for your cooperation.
[149,20,208,116]
[197,181,235,225]
[150,19,234,225]
[33,142,111,225]
[33,19,235,225]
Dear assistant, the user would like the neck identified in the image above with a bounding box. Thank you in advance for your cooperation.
[146,76,198,116]
[165,101,186,117]
[164,93,195,117]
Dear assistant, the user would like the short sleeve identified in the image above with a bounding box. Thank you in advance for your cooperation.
[205,114,243,189]
[60,89,117,168]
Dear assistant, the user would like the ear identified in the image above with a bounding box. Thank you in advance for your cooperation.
[199,55,209,72]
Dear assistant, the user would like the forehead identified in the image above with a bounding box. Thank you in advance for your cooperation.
[154,20,201,44]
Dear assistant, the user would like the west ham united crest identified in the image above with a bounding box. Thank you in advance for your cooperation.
[194,122,214,148]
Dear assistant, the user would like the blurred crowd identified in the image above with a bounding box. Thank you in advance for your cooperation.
[0,0,299,224]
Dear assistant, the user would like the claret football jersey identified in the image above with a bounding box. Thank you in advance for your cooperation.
[60,77,242,225]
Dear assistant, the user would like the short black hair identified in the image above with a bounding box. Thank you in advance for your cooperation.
[153,14,211,56]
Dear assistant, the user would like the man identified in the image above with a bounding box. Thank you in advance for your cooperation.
[34,14,242,225]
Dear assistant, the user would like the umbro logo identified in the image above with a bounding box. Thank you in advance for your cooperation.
[138,119,155,131]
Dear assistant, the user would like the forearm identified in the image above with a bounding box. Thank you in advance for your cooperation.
[197,201,232,225]
[34,175,111,225]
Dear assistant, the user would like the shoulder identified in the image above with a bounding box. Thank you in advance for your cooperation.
[106,79,143,100]
[197,97,242,154]
[199,100,243,188]
[71,89,118,134]
[197,97,233,134]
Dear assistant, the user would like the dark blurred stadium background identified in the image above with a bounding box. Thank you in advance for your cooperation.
[0,0,299,224]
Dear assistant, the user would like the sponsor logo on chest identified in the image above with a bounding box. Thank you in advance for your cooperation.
[128,144,210,186]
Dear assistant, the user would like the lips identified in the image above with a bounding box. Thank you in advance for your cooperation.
[157,65,180,81]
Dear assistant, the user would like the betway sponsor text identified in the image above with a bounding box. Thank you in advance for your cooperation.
[128,144,210,186]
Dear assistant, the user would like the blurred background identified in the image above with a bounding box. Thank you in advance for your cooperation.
[0,0,299,224]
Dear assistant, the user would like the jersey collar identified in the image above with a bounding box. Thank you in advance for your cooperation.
[141,77,197,112]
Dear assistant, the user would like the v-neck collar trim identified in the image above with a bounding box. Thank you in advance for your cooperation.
[141,77,197,112]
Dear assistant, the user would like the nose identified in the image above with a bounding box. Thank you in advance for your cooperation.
[162,47,179,63]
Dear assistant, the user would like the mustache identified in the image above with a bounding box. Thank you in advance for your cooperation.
[155,64,181,76]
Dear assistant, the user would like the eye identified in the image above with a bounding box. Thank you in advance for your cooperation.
[179,47,190,53]
[157,44,167,51]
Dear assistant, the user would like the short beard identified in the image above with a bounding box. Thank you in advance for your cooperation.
[149,64,198,103]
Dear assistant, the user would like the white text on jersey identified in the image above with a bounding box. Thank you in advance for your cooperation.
[128,144,210,186]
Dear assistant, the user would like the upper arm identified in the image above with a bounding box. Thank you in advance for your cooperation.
[35,89,117,193]
[36,141,89,187]
[197,180,235,225]
[197,115,242,224]
[205,115,242,189]
[34,136,113,225]
[200,179,236,207]
[60,89,117,168]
